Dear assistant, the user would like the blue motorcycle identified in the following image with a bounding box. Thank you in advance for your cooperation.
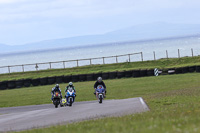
[96,85,105,103]
[65,87,75,106]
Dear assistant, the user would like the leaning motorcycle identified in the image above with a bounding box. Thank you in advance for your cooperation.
[65,87,75,106]
[60,98,67,107]
[96,85,105,103]
[53,91,62,108]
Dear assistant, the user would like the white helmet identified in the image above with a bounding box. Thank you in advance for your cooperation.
[69,82,73,86]
[55,84,59,88]
[97,77,102,83]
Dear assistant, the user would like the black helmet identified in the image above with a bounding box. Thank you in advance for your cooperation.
[97,77,102,83]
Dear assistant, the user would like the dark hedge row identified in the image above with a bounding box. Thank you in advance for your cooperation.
[0,66,200,90]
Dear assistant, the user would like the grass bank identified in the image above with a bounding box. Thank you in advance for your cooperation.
[5,73,199,133]
[1,73,200,107]
[1,56,200,82]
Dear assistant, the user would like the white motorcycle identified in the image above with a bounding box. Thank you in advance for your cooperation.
[65,87,76,106]
[95,85,105,103]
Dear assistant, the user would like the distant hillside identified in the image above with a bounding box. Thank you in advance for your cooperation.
[1,22,200,54]
[106,22,200,41]
[0,43,12,51]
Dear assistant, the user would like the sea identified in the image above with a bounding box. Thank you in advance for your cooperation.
[0,36,200,74]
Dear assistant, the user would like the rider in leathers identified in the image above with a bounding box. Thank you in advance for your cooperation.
[65,82,76,93]
[94,77,106,95]
[51,84,62,100]
[65,82,76,102]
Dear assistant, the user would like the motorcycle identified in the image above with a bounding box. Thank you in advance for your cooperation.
[60,98,67,107]
[53,91,62,108]
[65,87,75,106]
[96,85,105,103]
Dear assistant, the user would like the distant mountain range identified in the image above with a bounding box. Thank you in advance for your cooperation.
[1,22,200,54]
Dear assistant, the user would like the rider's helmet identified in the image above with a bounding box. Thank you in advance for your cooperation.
[55,84,59,88]
[69,82,73,86]
[97,77,102,83]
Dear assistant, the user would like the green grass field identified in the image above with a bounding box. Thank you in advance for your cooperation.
[0,73,199,132]
[1,56,200,81]
[1,73,200,108]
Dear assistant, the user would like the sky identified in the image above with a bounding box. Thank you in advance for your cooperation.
[0,0,200,45]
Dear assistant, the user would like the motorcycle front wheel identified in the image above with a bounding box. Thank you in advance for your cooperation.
[99,95,103,103]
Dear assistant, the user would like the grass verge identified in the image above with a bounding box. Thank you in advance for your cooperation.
[1,56,200,81]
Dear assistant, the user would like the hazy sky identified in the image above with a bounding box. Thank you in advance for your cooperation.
[0,0,200,45]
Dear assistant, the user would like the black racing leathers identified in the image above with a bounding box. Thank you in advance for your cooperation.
[94,81,106,89]
[51,87,62,95]
[51,87,62,100]
[94,81,106,95]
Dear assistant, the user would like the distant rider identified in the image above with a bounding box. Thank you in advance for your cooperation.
[94,77,106,95]
[65,82,76,96]
[51,84,62,101]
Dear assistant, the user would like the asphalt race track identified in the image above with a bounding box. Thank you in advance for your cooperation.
[0,97,149,132]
